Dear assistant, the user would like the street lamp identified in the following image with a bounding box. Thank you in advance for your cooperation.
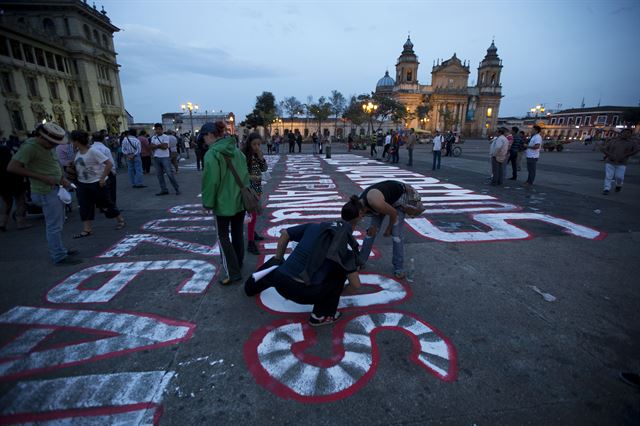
[227,113,235,135]
[530,104,545,117]
[362,101,378,135]
[181,102,199,140]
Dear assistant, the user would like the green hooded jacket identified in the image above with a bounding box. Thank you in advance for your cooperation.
[201,136,249,216]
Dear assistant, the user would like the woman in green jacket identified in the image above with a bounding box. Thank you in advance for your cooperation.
[201,121,249,285]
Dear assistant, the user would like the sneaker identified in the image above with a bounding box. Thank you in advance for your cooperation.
[619,371,640,389]
[308,312,342,327]
[615,186,622,193]
[155,191,169,196]
[602,190,609,195]
[55,257,84,266]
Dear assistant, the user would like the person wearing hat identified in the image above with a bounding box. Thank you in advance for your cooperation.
[7,123,81,265]
[201,121,249,285]
[600,128,640,195]
[244,196,365,327]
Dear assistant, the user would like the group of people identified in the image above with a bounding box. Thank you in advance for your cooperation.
[488,125,542,187]
[261,130,331,155]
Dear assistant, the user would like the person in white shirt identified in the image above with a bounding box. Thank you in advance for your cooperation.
[151,123,180,195]
[166,130,179,174]
[489,128,510,185]
[120,129,145,188]
[70,130,125,238]
[382,132,392,161]
[525,125,543,186]
[432,130,444,170]
[91,132,125,207]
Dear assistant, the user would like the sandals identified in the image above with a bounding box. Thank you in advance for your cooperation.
[115,221,126,230]
[73,230,93,239]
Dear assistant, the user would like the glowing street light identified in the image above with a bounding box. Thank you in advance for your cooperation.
[181,102,199,139]
[530,104,545,117]
[362,101,378,135]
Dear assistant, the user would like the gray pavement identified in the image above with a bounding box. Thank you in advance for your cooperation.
[0,141,638,425]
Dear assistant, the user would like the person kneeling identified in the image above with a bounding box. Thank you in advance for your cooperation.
[244,196,365,326]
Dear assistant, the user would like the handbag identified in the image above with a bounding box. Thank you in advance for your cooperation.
[223,155,260,213]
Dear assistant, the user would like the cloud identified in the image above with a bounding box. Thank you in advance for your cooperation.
[116,24,280,83]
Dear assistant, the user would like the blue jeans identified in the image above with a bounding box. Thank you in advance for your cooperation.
[432,150,441,170]
[31,188,68,263]
[154,157,179,192]
[359,208,406,273]
[126,155,143,186]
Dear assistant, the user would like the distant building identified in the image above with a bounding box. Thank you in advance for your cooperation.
[161,111,234,135]
[0,0,127,137]
[374,37,503,137]
[544,106,636,141]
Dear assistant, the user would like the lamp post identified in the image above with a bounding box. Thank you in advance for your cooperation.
[529,104,545,118]
[361,101,378,135]
[180,102,199,141]
[227,113,235,135]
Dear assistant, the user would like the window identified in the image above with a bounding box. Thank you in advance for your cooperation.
[575,117,582,126]
[558,118,564,125]
[102,34,108,48]
[11,110,25,131]
[0,36,9,56]
[73,60,79,74]
[407,70,412,82]
[48,80,59,99]
[1,71,14,93]
[93,29,100,44]
[486,107,492,118]
[67,85,76,101]
[595,115,607,125]
[612,116,619,126]
[84,115,91,131]
[490,73,496,85]
[64,18,71,36]
[100,85,114,105]
[83,24,91,39]
[34,48,45,66]
[78,87,85,103]
[55,55,65,72]
[45,51,55,69]
[568,117,573,125]
[23,44,34,63]
[10,40,23,60]
[550,118,556,125]
[26,76,39,97]
[43,18,56,35]
[584,116,591,126]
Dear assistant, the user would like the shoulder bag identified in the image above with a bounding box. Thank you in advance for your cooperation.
[223,155,260,213]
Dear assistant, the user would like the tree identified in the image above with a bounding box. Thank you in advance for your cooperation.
[416,95,431,128]
[358,92,407,132]
[280,96,304,130]
[622,108,640,126]
[342,95,367,136]
[439,106,457,132]
[329,90,346,138]
[243,91,277,131]
[304,95,314,133]
[308,96,332,136]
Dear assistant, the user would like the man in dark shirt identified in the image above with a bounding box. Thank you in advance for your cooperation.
[508,126,524,180]
[244,197,365,326]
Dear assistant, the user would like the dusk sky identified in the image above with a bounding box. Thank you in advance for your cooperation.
[105,0,640,123]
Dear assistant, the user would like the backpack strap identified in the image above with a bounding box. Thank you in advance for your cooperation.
[223,155,244,189]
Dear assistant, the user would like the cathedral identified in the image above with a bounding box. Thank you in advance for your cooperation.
[375,37,503,137]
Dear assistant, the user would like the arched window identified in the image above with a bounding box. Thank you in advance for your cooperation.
[93,29,100,44]
[407,70,412,82]
[480,73,485,84]
[83,24,91,39]
[43,18,56,35]
[490,74,496,86]
[102,34,109,48]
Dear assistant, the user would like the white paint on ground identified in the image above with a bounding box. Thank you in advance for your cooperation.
[99,234,220,258]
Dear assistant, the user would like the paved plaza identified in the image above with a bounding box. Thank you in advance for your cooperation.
[0,140,639,425]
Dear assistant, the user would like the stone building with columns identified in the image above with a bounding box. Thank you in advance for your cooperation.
[0,0,127,137]
[375,37,503,137]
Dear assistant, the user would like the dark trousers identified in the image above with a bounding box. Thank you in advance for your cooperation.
[141,156,152,174]
[391,150,399,163]
[370,144,377,157]
[407,148,413,165]
[382,145,390,159]
[526,158,538,184]
[432,150,441,170]
[491,157,504,185]
[508,150,518,179]
[289,142,295,153]
[195,151,205,171]
[297,141,301,153]
[248,262,346,317]
[445,142,453,157]
[76,181,120,221]
[108,172,117,207]
[215,211,245,280]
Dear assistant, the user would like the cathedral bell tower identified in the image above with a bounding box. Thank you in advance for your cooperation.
[476,40,503,136]
[477,40,502,88]
[396,36,419,86]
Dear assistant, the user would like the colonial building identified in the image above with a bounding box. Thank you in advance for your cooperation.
[544,106,636,141]
[375,37,503,137]
[161,111,235,136]
[0,0,127,137]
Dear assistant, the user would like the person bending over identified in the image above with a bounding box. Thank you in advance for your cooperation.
[244,196,365,326]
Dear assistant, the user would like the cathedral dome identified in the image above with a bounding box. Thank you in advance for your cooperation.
[376,70,395,87]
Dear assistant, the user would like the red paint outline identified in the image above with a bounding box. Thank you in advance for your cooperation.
[0,306,195,381]
[0,402,161,425]
[243,309,457,403]
[45,260,217,305]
